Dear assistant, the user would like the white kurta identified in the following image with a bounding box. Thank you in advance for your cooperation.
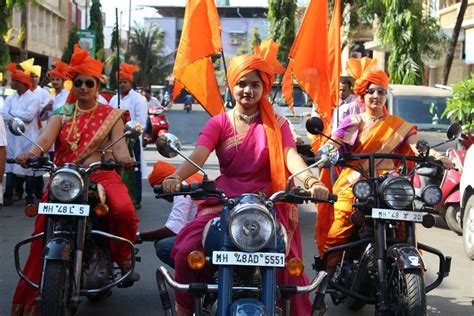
[109,90,148,175]
[2,90,41,176]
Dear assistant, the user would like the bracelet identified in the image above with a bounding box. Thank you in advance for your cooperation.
[303,175,320,190]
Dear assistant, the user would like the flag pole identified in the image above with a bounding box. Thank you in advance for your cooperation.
[220,49,233,107]
[115,8,121,107]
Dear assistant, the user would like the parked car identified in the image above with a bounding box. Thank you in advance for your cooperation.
[386,84,453,151]
[460,145,474,260]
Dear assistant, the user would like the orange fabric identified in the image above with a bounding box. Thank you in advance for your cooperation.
[346,57,389,97]
[226,40,287,192]
[148,161,205,186]
[282,0,331,137]
[117,63,139,81]
[6,63,33,90]
[328,0,341,109]
[65,44,103,103]
[48,60,68,80]
[315,115,416,255]
[172,0,223,116]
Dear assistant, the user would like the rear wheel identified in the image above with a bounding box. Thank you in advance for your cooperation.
[41,261,73,316]
[445,205,462,235]
[388,264,426,315]
[462,196,474,260]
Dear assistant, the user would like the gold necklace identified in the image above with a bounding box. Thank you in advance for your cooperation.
[364,112,385,122]
[66,102,99,152]
[77,102,99,113]
[235,109,259,124]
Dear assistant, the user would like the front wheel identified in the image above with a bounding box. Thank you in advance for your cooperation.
[41,261,73,316]
[388,264,426,315]
[445,205,462,235]
[463,196,474,260]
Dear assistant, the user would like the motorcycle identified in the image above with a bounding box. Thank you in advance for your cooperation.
[8,118,142,315]
[413,131,473,235]
[142,105,169,148]
[152,133,338,316]
[184,101,192,113]
[306,117,452,315]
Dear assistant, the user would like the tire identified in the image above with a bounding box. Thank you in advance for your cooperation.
[388,264,426,315]
[445,205,463,235]
[463,196,474,260]
[41,261,73,316]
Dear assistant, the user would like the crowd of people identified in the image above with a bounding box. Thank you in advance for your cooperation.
[0,41,454,316]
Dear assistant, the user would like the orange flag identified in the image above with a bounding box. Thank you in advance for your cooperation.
[282,0,331,136]
[328,0,341,109]
[172,0,224,116]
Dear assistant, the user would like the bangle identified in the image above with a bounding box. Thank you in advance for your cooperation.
[303,175,320,189]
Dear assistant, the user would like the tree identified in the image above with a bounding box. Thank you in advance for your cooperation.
[443,73,474,132]
[236,27,262,55]
[88,0,105,61]
[268,0,296,65]
[61,25,79,63]
[0,0,28,67]
[443,0,468,85]
[108,24,120,90]
[128,23,172,87]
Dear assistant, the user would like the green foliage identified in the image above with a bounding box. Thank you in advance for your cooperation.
[108,56,119,90]
[443,74,474,132]
[236,27,262,55]
[268,0,296,65]
[128,23,172,87]
[61,25,79,63]
[88,0,104,61]
[0,0,27,67]
[110,24,119,52]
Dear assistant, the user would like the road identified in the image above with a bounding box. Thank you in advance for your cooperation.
[0,104,472,315]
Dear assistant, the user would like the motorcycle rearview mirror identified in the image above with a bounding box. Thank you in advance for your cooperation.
[7,118,45,154]
[305,117,343,147]
[446,123,462,141]
[156,133,208,178]
[101,120,141,156]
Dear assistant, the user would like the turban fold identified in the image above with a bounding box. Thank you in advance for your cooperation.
[346,57,388,96]
[48,60,69,80]
[117,63,140,81]
[66,44,104,103]
[20,58,42,77]
[226,39,288,192]
[148,161,204,186]
[6,63,33,90]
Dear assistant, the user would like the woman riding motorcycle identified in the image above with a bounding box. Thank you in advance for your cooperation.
[315,57,454,271]
[162,40,329,316]
[11,45,139,315]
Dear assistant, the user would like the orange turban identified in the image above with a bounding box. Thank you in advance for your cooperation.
[148,161,204,186]
[346,57,389,96]
[48,60,69,80]
[226,39,288,192]
[117,63,139,81]
[6,63,33,90]
[66,44,103,103]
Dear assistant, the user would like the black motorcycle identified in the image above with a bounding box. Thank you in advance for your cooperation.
[306,117,453,315]
[8,118,141,315]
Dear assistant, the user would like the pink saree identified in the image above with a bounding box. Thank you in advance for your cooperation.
[171,113,312,315]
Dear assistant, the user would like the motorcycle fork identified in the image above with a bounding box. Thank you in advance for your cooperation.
[70,217,87,308]
[374,220,390,314]
[37,216,56,301]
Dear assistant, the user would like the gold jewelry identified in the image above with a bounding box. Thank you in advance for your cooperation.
[76,102,99,113]
[363,112,385,122]
[66,102,99,152]
[303,175,320,189]
[235,109,259,124]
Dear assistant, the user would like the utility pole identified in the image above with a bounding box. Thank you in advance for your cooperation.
[127,0,132,54]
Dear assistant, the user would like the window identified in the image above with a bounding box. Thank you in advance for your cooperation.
[393,96,451,127]
[228,31,246,46]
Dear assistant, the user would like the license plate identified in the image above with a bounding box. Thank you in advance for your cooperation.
[287,116,301,125]
[212,251,285,267]
[38,203,90,217]
[372,208,424,222]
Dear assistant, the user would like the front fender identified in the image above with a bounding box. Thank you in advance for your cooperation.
[387,244,425,271]
[445,190,460,204]
[43,237,73,261]
[230,299,266,316]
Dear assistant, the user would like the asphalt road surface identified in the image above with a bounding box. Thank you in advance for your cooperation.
[0,104,472,315]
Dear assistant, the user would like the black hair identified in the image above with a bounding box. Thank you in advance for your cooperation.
[340,78,352,89]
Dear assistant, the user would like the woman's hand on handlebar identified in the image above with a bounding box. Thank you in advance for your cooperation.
[162,174,182,193]
[438,156,455,170]
[307,180,329,201]
[16,152,36,168]
[116,156,135,170]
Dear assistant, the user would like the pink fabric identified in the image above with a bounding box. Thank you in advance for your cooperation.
[172,113,312,315]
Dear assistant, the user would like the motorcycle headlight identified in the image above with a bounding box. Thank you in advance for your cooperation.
[228,203,275,252]
[353,180,372,200]
[421,185,442,206]
[380,177,415,209]
[50,169,84,202]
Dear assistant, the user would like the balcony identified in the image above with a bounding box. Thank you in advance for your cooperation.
[438,0,474,29]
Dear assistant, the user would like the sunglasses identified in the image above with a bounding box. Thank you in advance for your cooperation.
[365,88,387,96]
[73,79,96,89]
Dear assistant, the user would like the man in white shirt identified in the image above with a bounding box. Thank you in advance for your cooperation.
[331,78,360,134]
[143,88,160,108]
[2,64,41,206]
[109,63,148,209]
[0,110,6,208]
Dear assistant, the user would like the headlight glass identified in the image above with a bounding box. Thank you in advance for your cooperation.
[353,180,372,200]
[50,169,83,202]
[380,177,415,209]
[228,203,275,252]
[422,185,442,206]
